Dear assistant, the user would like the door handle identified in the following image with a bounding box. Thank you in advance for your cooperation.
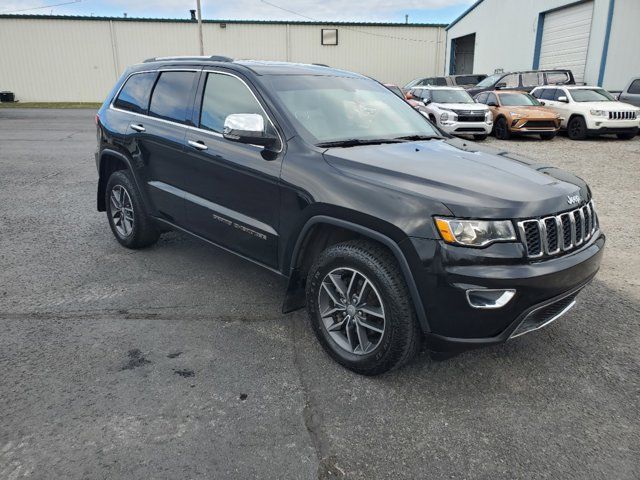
[130,124,145,132]
[188,140,208,151]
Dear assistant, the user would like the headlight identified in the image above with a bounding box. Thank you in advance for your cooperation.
[440,110,457,124]
[509,111,522,119]
[590,109,606,117]
[434,217,516,247]
[440,112,449,122]
[485,110,493,122]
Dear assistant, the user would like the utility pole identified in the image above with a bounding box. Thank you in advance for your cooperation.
[196,0,204,55]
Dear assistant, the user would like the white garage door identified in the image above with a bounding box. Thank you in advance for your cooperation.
[539,1,594,83]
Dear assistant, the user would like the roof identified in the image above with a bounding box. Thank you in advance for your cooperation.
[446,0,485,31]
[0,13,446,27]
[131,58,363,78]
[411,86,464,90]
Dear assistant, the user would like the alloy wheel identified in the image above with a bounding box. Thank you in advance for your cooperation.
[110,185,135,237]
[317,267,386,355]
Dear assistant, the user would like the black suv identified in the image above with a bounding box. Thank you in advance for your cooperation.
[467,69,576,97]
[96,57,604,375]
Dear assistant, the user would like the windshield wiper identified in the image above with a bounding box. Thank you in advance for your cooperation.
[393,134,442,141]
[315,138,406,148]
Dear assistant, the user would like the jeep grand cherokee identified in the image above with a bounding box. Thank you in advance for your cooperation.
[95,57,604,375]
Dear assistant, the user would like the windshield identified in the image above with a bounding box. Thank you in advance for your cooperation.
[499,93,540,106]
[265,75,439,145]
[431,89,474,104]
[569,88,615,102]
[475,73,502,88]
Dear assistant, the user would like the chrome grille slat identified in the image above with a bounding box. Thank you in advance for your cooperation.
[517,201,598,259]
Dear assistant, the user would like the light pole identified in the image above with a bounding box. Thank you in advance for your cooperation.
[196,0,204,55]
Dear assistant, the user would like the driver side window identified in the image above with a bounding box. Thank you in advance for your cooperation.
[200,72,270,134]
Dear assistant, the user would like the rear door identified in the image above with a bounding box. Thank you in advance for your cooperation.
[182,70,283,268]
[118,69,199,225]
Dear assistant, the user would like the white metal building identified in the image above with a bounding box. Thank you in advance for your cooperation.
[0,15,446,102]
[444,0,640,89]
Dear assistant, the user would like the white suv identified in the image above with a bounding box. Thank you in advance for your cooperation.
[531,85,639,140]
[407,86,492,140]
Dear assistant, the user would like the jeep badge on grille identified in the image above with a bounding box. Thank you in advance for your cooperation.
[567,193,582,205]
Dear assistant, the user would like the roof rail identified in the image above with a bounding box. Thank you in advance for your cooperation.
[143,55,234,63]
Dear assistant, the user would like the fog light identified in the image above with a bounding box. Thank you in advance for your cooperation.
[466,289,515,309]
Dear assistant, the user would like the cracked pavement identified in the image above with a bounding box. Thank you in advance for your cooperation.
[1,109,639,479]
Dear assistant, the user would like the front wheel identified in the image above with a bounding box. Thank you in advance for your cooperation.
[306,240,421,375]
[493,117,511,140]
[567,116,587,140]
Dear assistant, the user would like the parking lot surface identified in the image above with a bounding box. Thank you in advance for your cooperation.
[1,109,639,479]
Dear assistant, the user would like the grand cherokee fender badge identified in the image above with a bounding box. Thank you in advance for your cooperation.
[567,193,582,205]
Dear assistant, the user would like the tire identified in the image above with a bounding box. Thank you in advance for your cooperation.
[305,239,422,375]
[473,133,488,141]
[567,116,587,140]
[105,170,159,249]
[616,129,638,140]
[494,117,511,140]
[540,132,556,141]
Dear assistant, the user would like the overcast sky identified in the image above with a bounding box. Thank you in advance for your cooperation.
[0,0,475,23]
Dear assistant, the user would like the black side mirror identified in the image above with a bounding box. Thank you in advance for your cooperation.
[539,101,546,106]
[223,114,279,149]
[496,82,507,89]
[487,101,498,107]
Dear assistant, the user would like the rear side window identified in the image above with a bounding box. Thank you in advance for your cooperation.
[546,72,570,85]
[149,71,197,123]
[456,75,484,85]
[522,72,543,87]
[200,72,271,134]
[628,79,640,94]
[434,77,447,86]
[114,72,156,114]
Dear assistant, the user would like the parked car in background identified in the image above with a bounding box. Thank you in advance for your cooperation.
[475,90,560,140]
[404,74,487,90]
[467,69,575,97]
[618,77,640,108]
[383,83,405,99]
[408,86,492,140]
[531,85,639,140]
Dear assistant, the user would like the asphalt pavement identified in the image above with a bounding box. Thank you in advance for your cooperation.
[0,108,638,479]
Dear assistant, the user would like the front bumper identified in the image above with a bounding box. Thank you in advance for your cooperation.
[584,117,639,133]
[404,232,605,352]
[439,120,492,136]
[510,118,560,134]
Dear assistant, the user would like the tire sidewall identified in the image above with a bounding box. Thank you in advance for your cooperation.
[494,118,509,139]
[568,116,586,140]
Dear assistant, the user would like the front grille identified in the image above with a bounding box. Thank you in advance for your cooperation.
[517,200,598,258]
[523,120,557,129]
[510,292,578,338]
[452,109,485,122]
[608,111,637,120]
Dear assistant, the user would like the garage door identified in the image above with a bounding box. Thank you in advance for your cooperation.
[538,1,593,83]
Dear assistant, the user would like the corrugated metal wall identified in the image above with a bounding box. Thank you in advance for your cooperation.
[0,17,445,102]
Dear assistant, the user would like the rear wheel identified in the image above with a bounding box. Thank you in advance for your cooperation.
[473,133,488,141]
[616,129,638,140]
[567,116,587,140]
[540,132,556,140]
[494,117,511,140]
[106,170,159,249]
[306,240,421,375]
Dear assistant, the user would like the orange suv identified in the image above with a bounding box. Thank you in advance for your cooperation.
[475,90,560,140]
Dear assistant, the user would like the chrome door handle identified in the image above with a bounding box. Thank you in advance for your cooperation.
[130,124,145,132]
[188,140,208,151]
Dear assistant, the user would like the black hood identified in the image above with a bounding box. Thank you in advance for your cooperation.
[322,138,588,219]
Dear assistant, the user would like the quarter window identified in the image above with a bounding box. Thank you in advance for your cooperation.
[200,72,271,135]
[546,72,570,85]
[628,79,640,94]
[113,72,156,114]
[149,71,197,124]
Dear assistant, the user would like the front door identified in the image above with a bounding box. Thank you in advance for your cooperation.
[182,70,283,268]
